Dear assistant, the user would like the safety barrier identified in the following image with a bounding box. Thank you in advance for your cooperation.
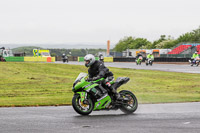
[77,57,113,62]
[54,56,192,62]
[78,57,99,62]
[114,57,191,62]
[4,57,24,62]
[55,56,78,61]
[24,57,55,62]
[114,57,136,62]
[160,54,192,58]
[104,57,113,62]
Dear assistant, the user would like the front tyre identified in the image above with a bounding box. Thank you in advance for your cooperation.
[72,94,94,115]
[119,90,138,114]
[196,62,199,66]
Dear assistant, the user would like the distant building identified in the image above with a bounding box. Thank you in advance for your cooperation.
[123,49,171,57]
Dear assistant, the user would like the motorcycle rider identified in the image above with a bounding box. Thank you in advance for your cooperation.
[191,51,199,64]
[62,54,68,63]
[84,54,122,100]
[146,52,154,64]
[99,53,104,62]
[136,53,143,64]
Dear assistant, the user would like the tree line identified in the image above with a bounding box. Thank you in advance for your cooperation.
[12,47,106,57]
[114,27,200,52]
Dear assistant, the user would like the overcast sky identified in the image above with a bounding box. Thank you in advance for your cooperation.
[0,0,200,47]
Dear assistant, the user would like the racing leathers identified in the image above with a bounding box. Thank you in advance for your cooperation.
[192,53,199,63]
[87,60,120,99]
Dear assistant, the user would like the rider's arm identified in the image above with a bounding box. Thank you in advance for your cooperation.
[98,62,107,78]
[89,62,107,81]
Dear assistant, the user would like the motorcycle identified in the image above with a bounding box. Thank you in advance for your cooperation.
[189,58,199,66]
[99,54,104,62]
[72,73,138,115]
[62,57,68,63]
[0,56,6,62]
[145,59,153,66]
[136,56,143,65]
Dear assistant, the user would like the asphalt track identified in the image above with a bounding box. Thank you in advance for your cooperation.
[56,61,200,74]
[1,61,200,133]
[0,102,200,133]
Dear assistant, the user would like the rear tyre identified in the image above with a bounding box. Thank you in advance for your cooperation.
[119,90,138,114]
[72,94,94,115]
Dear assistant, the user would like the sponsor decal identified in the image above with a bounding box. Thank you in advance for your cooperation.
[84,85,91,89]
[96,102,101,108]
[97,94,108,101]
[105,101,111,108]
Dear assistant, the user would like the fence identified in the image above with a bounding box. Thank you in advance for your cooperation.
[113,57,190,62]
[5,57,55,62]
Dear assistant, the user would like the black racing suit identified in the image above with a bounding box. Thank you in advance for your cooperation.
[88,60,112,79]
[62,55,68,63]
[88,60,115,94]
[99,54,104,62]
[136,53,143,59]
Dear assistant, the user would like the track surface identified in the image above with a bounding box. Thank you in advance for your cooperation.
[56,61,200,74]
[0,102,200,133]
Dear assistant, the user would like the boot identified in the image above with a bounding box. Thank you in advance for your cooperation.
[98,84,107,94]
[110,86,123,100]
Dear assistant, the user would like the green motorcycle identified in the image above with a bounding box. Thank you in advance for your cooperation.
[136,56,143,65]
[72,73,138,115]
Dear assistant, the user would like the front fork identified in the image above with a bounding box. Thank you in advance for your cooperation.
[77,91,87,102]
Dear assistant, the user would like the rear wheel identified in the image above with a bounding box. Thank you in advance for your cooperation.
[119,90,138,114]
[72,94,94,115]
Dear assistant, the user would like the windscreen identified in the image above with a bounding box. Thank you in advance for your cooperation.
[75,73,87,82]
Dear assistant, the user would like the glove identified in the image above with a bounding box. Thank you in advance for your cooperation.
[86,78,93,81]
[92,76,101,81]
[87,76,101,81]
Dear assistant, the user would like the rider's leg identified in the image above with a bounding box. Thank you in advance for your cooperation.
[105,81,122,100]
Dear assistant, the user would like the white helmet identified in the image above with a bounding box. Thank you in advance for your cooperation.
[84,54,95,67]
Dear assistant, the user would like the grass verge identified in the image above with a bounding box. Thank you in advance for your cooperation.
[0,62,200,107]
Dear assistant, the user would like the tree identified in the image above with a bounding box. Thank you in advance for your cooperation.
[114,36,151,52]
[114,36,134,52]
[151,35,167,48]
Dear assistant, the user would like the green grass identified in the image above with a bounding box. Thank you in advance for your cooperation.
[0,62,200,107]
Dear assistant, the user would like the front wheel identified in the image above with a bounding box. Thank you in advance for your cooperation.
[72,94,94,115]
[119,90,138,114]
[196,61,199,66]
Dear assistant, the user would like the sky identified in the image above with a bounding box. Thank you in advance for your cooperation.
[0,0,200,48]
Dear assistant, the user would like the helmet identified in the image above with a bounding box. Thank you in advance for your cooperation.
[84,54,95,67]
[195,51,197,54]
[63,54,65,56]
